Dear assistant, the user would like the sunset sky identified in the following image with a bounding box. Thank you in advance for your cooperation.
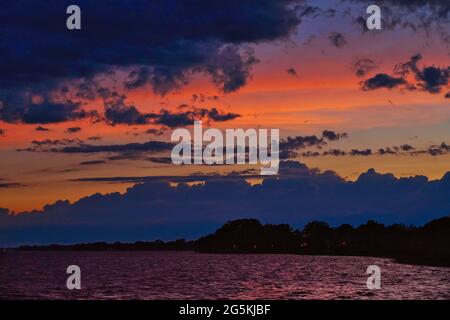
[0,0,449,234]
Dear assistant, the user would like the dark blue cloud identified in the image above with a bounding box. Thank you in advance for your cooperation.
[0,0,304,123]
[360,73,407,90]
[1,161,449,245]
[66,127,81,133]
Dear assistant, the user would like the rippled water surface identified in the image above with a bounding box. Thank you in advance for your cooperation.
[1,251,449,299]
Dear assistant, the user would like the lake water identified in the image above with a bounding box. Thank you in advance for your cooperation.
[1,251,449,299]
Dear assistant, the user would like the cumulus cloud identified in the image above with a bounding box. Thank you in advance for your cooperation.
[1,161,449,245]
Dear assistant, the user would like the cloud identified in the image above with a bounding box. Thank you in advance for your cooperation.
[79,160,107,166]
[446,92,450,98]
[0,0,303,124]
[361,54,449,96]
[321,130,348,141]
[360,73,407,90]
[394,54,450,94]
[350,0,449,31]
[56,141,174,154]
[153,107,240,128]
[66,127,81,134]
[0,182,24,189]
[103,92,154,125]
[298,142,450,158]
[17,139,83,152]
[280,130,348,153]
[0,128,4,136]
[1,161,449,245]
[0,98,99,124]
[352,58,379,77]
[146,129,166,137]
[328,32,347,48]
[146,157,173,164]
[286,67,298,77]
[350,149,372,156]
[427,142,450,156]
[101,90,240,127]
[35,126,50,131]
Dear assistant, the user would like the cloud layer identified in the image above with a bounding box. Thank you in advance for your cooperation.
[1,161,449,245]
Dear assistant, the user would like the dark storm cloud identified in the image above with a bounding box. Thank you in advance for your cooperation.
[1,161,449,245]
[0,0,303,124]
[328,32,347,48]
[360,73,407,90]
[207,46,259,93]
[1,99,99,125]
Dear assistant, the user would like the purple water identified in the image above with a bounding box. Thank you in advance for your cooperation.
[1,251,449,299]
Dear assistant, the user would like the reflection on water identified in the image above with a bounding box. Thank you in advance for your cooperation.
[1,251,449,299]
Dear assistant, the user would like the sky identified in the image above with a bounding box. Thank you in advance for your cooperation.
[0,0,449,245]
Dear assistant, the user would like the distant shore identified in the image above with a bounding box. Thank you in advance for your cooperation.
[9,216,450,268]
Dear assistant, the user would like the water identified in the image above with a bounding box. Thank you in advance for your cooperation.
[1,251,449,299]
